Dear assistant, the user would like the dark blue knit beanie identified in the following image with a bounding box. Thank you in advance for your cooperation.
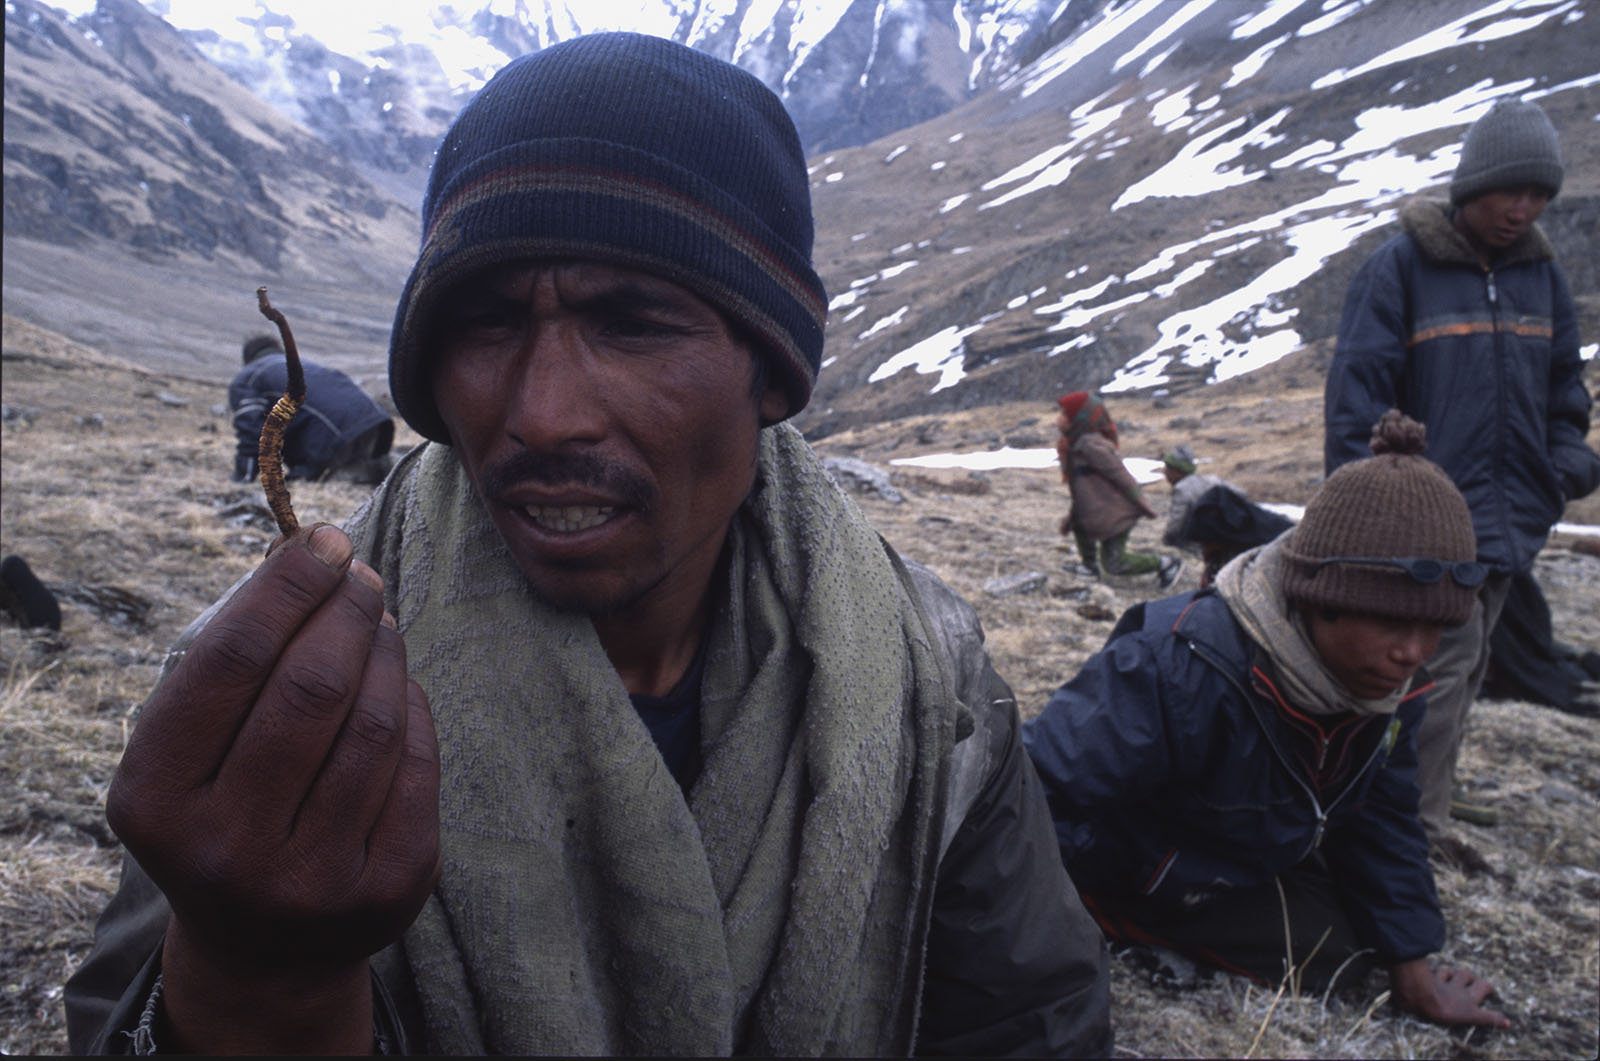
[388,32,827,442]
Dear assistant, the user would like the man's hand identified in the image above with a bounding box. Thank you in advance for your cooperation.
[106,524,441,1053]
[1389,957,1510,1029]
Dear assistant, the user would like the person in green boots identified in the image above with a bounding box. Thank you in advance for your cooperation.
[1055,391,1180,587]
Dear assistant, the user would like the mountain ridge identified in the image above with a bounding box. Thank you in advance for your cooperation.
[3,0,1596,433]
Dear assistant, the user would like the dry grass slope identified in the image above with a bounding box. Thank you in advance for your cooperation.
[2,313,1596,1057]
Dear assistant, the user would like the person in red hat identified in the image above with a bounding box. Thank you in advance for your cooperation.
[1055,392,1180,586]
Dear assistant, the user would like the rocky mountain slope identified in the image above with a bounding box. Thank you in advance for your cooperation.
[3,0,1597,429]
[3,0,417,387]
[801,0,1599,434]
[4,0,417,275]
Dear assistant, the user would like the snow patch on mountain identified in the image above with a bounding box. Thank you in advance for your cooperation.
[852,0,1594,406]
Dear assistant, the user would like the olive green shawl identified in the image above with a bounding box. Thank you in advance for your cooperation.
[345,422,962,1055]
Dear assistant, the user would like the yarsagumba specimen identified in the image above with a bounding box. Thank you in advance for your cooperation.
[254,286,306,537]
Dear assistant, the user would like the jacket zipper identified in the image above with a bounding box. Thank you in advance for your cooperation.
[1486,264,1517,567]
[1319,730,1391,833]
[1186,638,1395,861]
[1186,640,1325,849]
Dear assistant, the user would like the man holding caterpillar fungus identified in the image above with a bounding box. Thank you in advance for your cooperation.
[65,33,1109,1056]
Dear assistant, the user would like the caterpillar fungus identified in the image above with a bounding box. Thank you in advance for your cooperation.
[253,286,307,537]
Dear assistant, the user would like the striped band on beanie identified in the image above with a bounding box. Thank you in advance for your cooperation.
[388,32,828,442]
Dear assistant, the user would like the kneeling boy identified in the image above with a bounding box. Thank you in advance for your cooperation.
[1025,410,1508,1029]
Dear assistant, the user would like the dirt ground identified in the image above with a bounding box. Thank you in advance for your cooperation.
[2,314,1597,1057]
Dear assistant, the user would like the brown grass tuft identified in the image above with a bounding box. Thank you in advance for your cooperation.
[2,313,1595,1056]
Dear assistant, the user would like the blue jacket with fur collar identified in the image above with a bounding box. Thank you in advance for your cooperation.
[1325,197,1599,574]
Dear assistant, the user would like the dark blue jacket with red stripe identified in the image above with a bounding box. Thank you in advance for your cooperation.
[1022,590,1444,964]
[1325,197,1600,575]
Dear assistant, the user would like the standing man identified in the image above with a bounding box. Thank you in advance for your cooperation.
[1324,97,1600,837]
[66,33,1110,1056]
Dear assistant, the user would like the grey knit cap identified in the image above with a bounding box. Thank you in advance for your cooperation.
[1450,98,1563,205]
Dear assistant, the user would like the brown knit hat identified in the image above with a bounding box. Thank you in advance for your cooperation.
[1282,410,1478,626]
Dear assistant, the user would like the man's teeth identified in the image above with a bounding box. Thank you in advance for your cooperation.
[524,504,615,532]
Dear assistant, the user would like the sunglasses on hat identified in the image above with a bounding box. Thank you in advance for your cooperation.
[1311,555,1488,587]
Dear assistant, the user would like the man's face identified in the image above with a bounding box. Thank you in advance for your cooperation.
[432,260,789,618]
[1162,465,1184,486]
[1455,183,1550,254]
[1306,611,1445,701]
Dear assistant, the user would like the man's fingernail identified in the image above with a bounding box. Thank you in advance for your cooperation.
[308,524,352,569]
[350,560,383,593]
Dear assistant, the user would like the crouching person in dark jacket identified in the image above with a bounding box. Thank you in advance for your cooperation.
[229,334,395,485]
[1025,410,1510,1031]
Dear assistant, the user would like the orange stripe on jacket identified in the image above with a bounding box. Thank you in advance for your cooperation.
[1408,319,1553,347]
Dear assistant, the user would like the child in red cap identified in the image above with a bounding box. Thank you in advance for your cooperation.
[1055,392,1179,586]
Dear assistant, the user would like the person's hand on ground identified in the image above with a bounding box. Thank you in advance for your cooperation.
[1390,958,1510,1029]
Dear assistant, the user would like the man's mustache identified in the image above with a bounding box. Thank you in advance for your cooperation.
[481,448,654,510]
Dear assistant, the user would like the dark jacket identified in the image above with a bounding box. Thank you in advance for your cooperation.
[65,561,1111,1057]
[1325,198,1599,574]
[1023,591,1444,964]
[229,354,393,481]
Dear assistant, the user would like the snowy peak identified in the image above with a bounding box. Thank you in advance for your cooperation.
[4,0,1595,430]
[89,0,1077,171]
